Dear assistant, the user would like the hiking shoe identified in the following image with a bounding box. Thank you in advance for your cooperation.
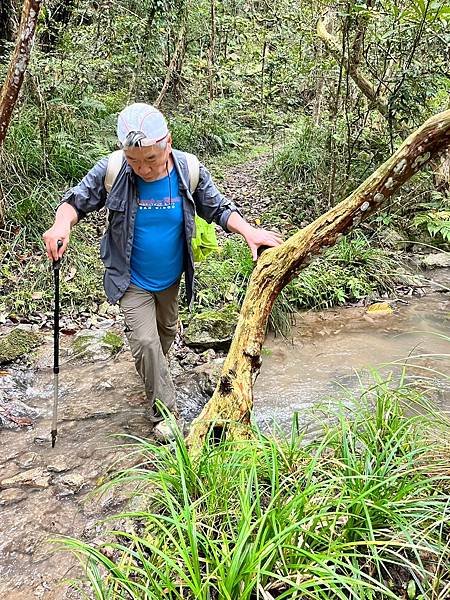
[153,419,184,443]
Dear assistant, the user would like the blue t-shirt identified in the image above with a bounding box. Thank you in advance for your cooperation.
[130,169,185,292]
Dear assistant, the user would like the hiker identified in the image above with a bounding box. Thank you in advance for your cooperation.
[43,103,282,441]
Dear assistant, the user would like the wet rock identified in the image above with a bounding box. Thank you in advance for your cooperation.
[420,253,450,269]
[0,400,39,429]
[184,305,239,350]
[379,227,409,250]
[425,267,450,291]
[46,456,72,473]
[0,488,27,506]
[54,473,86,496]
[15,452,41,469]
[0,467,51,489]
[68,329,124,362]
[200,349,216,362]
[191,357,225,395]
[176,376,209,422]
[175,358,225,421]
[97,318,115,329]
[95,380,114,391]
[0,328,43,364]
[33,435,50,446]
[107,304,121,317]
[180,349,202,369]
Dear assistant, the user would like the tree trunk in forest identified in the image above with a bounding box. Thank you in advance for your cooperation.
[319,10,340,205]
[317,18,390,120]
[0,0,43,225]
[260,38,267,111]
[0,0,17,61]
[351,0,373,68]
[317,17,449,192]
[208,0,216,100]
[153,25,186,108]
[186,109,450,450]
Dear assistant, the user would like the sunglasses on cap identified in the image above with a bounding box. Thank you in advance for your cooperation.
[120,130,169,148]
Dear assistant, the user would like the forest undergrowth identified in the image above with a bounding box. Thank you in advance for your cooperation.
[0,115,432,333]
[1,0,449,330]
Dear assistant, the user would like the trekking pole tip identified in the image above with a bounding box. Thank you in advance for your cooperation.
[51,429,57,448]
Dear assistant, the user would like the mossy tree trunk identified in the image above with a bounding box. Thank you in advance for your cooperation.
[0,0,43,225]
[186,109,450,450]
[0,0,42,146]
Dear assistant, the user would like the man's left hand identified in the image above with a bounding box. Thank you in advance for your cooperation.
[243,226,283,261]
[226,212,283,260]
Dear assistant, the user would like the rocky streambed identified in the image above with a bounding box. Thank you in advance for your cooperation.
[0,267,449,599]
[0,326,222,600]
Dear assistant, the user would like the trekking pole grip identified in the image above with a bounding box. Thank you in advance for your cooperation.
[53,239,63,271]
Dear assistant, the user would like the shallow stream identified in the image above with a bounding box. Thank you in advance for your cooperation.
[0,271,448,599]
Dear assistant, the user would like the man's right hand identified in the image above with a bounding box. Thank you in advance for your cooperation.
[43,203,79,260]
[43,225,71,261]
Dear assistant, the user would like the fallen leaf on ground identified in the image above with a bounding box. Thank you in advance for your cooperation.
[366,302,394,316]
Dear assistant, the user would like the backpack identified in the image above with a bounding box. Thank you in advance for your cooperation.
[104,150,218,262]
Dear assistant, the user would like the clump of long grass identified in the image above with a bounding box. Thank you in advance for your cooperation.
[58,378,450,599]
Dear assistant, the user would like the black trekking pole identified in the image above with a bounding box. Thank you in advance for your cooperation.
[51,240,63,448]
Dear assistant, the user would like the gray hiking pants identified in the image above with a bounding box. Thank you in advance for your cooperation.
[119,281,179,422]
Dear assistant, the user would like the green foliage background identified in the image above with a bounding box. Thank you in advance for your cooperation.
[0,0,448,318]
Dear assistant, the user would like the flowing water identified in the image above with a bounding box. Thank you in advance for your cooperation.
[0,274,449,599]
[254,291,450,436]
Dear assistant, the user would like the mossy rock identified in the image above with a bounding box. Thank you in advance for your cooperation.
[0,328,43,364]
[185,305,239,350]
[70,329,124,362]
[103,331,124,353]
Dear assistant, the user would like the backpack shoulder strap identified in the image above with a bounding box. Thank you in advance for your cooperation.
[105,150,124,193]
[183,152,200,194]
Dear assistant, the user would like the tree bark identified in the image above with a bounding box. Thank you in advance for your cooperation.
[0,0,43,146]
[186,109,450,450]
[153,25,186,109]
[317,18,390,119]
[0,0,43,225]
[0,0,17,61]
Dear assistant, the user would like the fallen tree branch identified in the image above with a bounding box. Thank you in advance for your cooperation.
[186,109,450,450]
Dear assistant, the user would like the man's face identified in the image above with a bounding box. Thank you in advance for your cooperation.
[124,136,172,182]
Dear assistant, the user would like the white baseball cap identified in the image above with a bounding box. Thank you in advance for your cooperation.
[117,103,169,147]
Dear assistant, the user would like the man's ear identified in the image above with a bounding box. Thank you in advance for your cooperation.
[166,133,173,149]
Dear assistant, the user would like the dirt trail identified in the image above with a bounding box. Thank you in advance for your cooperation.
[218,153,277,226]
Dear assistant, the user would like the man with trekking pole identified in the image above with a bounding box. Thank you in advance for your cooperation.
[43,103,282,442]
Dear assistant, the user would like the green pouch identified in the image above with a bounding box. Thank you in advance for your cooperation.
[192,215,219,262]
